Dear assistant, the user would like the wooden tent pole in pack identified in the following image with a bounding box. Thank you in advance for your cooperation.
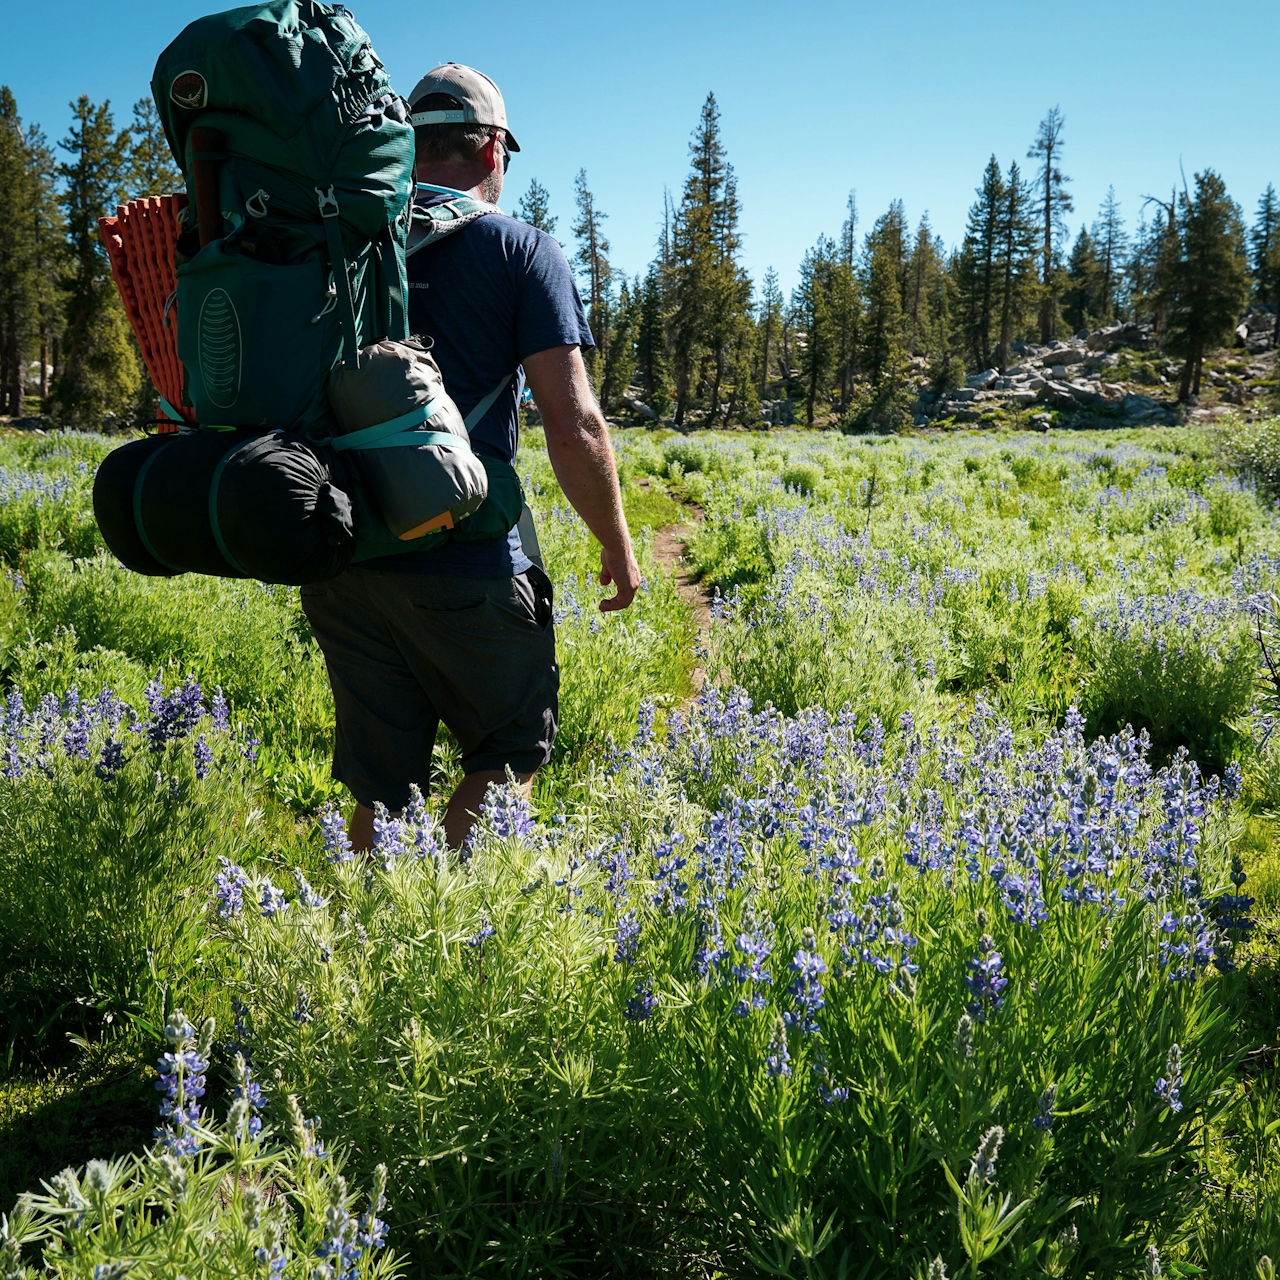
[189,126,225,247]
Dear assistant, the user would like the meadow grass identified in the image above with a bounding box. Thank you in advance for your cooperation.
[0,422,1277,1278]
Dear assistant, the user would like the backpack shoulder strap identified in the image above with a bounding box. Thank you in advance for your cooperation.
[463,373,513,432]
[407,186,501,258]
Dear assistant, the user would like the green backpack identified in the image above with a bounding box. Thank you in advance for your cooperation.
[152,0,523,560]
[153,0,412,433]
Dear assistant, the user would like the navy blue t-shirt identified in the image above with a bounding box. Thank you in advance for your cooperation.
[367,190,594,576]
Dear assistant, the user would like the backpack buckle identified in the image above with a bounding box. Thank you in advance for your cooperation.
[315,185,340,218]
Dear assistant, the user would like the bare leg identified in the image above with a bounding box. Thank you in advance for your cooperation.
[349,769,534,855]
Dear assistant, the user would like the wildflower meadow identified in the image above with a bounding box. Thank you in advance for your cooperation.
[0,421,1278,1278]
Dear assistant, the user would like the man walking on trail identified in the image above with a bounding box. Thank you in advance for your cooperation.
[302,63,640,852]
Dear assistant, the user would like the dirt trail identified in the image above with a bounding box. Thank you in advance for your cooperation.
[641,481,713,700]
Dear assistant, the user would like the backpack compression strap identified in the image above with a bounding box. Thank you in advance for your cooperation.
[329,371,513,456]
[316,185,363,369]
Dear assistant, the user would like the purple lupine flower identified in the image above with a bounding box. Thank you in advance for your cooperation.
[731,919,774,1016]
[259,879,289,917]
[467,917,496,948]
[213,857,250,919]
[154,1011,210,1156]
[479,779,537,839]
[210,688,230,733]
[371,802,406,866]
[193,734,212,780]
[784,930,827,1034]
[614,910,641,964]
[96,738,125,779]
[1032,1083,1057,1132]
[1153,1043,1183,1113]
[624,979,658,1021]
[292,868,327,909]
[145,675,206,752]
[765,1016,791,1078]
[292,985,311,1024]
[233,1053,265,1138]
[965,934,1008,1020]
[320,808,354,864]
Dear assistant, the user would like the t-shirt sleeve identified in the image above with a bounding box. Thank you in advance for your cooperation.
[515,230,595,362]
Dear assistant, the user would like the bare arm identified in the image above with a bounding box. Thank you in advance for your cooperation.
[522,344,640,612]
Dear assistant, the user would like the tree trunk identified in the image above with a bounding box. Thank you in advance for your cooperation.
[806,365,817,426]
[674,355,689,428]
[1191,342,1204,396]
[1178,358,1194,401]
[759,328,770,399]
[40,333,49,400]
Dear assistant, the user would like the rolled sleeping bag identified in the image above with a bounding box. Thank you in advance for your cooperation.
[93,429,355,585]
[326,337,488,540]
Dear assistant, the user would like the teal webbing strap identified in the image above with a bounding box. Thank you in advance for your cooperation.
[158,396,185,423]
[345,430,469,453]
[208,439,256,577]
[464,374,513,432]
[133,443,184,573]
[316,185,362,368]
[329,398,444,452]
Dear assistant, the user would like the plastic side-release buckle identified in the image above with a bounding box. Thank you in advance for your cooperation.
[315,185,340,219]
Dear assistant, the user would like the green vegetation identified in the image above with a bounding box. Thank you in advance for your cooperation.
[0,421,1275,1277]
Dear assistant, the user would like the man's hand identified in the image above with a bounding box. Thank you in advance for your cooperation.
[599,543,641,613]
[523,344,639,613]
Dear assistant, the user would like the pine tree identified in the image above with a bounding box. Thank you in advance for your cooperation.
[1251,184,1280,343]
[600,277,637,416]
[758,266,782,398]
[955,156,1005,369]
[1027,106,1072,343]
[516,178,558,237]
[994,162,1036,369]
[571,169,611,393]
[125,97,181,198]
[1158,170,1250,400]
[794,235,835,426]
[0,87,37,415]
[1062,227,1106,333]
[669,92,750,427]
[634,264,670,417]
[905,214,946,358]
[1091,186,1127,323]
[829,194,861,408]
[51,96,140,427]
[26,120,65,403]
[858,231,913,432]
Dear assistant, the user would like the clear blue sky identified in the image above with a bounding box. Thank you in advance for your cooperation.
[5,0,1277,296]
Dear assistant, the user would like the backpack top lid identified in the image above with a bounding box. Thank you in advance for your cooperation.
[152,0,396,159]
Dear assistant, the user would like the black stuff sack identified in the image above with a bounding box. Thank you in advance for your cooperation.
[93,430,355,585]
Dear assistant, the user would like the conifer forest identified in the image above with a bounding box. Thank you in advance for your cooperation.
[1,75,1280,1280]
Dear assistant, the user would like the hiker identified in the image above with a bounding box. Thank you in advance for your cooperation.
[301,62,640,852]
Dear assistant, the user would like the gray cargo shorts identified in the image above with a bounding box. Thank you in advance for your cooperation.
[300,564,558,810]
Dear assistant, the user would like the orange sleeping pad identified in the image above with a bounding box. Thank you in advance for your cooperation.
[98,195,194,430]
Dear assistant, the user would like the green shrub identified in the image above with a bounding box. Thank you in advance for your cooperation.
[1076,591,1256,767]
[0,676,261,1059]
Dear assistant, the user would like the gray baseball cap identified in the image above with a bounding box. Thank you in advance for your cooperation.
[408,63,520,152]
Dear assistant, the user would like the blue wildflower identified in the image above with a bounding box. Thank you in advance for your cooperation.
[1032,1083,1057,1132]
[260,879,289,917]
[193,734,212,780]
[624,979,658,1021]
[784,930,827,1034]
[965,935,1008,1020]
[320,808,354,864]
[765,1016,791,1078]
[213,857,250,919]
[1153,1043,1183,1113]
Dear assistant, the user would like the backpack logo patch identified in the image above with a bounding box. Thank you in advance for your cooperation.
[170,71,208,110]
[199,289,241,408]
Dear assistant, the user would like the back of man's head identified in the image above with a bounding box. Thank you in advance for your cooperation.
[408,64,519,165]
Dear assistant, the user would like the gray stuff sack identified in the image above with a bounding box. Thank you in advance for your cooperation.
[326,337,489,540]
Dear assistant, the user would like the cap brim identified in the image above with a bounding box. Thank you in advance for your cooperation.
[503,130,520,153]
